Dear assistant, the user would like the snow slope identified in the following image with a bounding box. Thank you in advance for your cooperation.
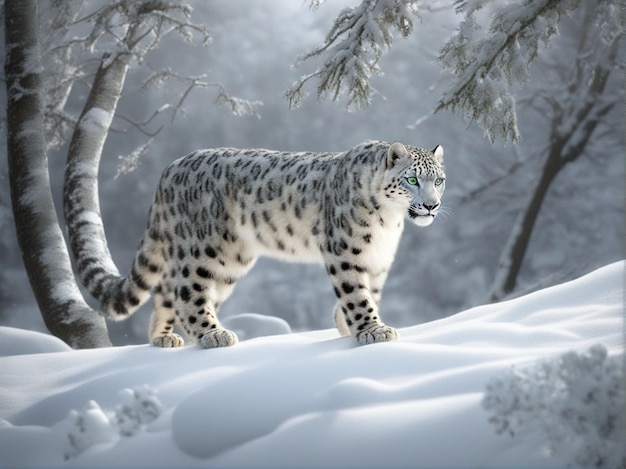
[0,262,623,468]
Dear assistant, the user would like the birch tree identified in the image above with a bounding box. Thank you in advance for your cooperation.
[3,0,259,347]
[4,0,111,347]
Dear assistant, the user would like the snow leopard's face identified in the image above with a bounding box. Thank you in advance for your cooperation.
[384,142,446,227]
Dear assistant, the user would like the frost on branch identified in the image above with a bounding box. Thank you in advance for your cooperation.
[308,0,329,9]
[483,344,624,469]
[37,0,212,151]
[436,0,581,142]
[114,69,262,175]
[140,68,263,121]
[79,1,211,62]
[115,138,154,178]
[215,87,263,118]
[286,0,419,109]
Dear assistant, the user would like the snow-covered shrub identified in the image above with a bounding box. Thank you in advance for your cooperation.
[58,386,164,460]
[60,400,117,460]
[483,344,624,469]
[114,385,164,436]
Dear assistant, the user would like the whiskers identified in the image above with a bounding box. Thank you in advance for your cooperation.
[435,204,454,222]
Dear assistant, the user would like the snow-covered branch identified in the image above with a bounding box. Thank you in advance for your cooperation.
[76,1,211,61]
[36,0,263,174]
[140,69,263,122]
[36,0,213,151]
[286,0,419,109]
[112,68,262,175]
[114,138,154,178]
[436,0,581,142]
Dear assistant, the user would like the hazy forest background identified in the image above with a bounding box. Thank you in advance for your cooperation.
[0,0,623,345]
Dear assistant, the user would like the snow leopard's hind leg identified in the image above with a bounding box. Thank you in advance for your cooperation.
[170,244,257,349]
[334,304,351,336]
[149,282,184,348]
[172,274,238,348]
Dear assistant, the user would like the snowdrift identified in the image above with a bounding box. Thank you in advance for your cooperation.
[0,261,623,468]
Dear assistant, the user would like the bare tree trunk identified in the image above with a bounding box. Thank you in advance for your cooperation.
[489,148,565,301]
[4,0,111,348]
[489,20,619,301]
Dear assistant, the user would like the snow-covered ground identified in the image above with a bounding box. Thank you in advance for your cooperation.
[0,262,623,468]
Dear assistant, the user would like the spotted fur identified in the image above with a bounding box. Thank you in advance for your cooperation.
[67,141,446,348]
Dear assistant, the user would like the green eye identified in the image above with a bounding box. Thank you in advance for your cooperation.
[406,177,418,185]
[435,177,445,186]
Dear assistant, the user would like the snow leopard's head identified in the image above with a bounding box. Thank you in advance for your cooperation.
[384,142,446,227]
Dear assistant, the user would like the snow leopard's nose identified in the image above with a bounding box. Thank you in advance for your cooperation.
[423,203,439,212]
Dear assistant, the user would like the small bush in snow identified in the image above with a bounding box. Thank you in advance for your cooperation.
[60,386,163,459]
[483,344,624,469]
[61,400,116,460]
[114,385,163,436]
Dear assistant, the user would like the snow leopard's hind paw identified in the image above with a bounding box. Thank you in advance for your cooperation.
[151,333,185,348]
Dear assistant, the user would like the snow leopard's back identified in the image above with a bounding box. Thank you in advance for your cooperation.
[150,145,382,263]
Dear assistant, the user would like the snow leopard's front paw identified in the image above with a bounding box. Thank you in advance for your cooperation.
[198,328,239,348]
[151,333,185,348]
[356,325,398,345]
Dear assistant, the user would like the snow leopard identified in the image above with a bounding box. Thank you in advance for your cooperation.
[65,141,446,348]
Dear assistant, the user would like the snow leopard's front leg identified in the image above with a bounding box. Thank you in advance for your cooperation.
[327,262,398,345]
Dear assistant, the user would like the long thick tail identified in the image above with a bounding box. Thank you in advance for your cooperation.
[64,157,162,320]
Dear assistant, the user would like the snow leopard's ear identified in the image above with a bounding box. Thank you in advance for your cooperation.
[386,142,409,169]
[432,145,444,163]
